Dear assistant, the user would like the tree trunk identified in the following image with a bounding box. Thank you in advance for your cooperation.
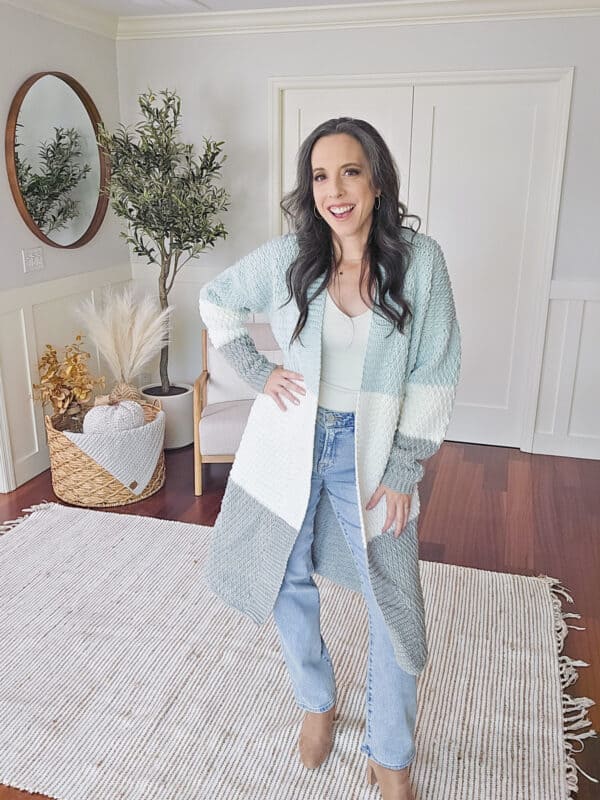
[159,344,169,394]
[159,256,170,393]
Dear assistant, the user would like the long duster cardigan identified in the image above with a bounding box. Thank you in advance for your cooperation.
[198,228,461,676]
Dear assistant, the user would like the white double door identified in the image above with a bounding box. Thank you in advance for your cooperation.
[275,70,572,450]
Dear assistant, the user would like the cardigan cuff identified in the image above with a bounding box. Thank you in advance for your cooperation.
[380,475,418,496]
[380,458,423,496]
[247,357,279,394]
[216,331,279,394]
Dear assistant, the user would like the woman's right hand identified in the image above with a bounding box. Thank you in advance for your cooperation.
[264,366,306,411]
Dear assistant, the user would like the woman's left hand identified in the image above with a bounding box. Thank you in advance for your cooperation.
[365,485,412,538]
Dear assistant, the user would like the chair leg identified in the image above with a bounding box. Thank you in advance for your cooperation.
[194,450,203,496]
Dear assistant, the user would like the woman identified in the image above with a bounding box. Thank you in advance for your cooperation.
[198,117,461,800]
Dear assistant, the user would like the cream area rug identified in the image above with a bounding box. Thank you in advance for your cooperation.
[0,501,597,800]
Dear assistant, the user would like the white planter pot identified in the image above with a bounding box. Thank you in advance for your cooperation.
[140,382,193,450]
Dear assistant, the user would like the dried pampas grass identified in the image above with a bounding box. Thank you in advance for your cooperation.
[76,286,172,402]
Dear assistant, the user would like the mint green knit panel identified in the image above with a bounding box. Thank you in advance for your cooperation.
[380,239,461,495]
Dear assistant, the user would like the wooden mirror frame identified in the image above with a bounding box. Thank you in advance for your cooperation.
[5,71,110,249]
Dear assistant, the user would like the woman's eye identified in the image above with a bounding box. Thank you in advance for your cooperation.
[313,168,359,182]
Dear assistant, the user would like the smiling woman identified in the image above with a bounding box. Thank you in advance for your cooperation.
[198,117,461,800]
[311,134,382,318]
[281,118,420,347]
[312,140,380,238]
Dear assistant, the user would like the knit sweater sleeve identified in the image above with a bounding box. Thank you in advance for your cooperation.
[198,237,284,394]
[380,237,461,495]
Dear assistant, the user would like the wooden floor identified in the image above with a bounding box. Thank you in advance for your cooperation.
[1,441,599,799]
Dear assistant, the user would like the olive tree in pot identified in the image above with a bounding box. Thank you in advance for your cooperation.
[97,88,230,448]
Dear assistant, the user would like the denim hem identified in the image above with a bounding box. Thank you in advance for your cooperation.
[297,698,336,713]
[360,744,415,770]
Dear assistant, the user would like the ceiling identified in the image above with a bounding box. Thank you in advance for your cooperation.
[72,0,366,13]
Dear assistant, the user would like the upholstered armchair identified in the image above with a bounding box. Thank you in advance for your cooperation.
[193,321,283,495]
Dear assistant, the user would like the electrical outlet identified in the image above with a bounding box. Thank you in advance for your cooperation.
[22,247,44,274]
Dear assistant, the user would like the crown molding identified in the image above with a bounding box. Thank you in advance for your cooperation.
[117,0,600,40]
[1,0,118,39]
[2,0,599,41]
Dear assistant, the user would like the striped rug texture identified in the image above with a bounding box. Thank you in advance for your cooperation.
[0,501,597,800]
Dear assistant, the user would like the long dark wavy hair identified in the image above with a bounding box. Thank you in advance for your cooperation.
[278,117,422,348]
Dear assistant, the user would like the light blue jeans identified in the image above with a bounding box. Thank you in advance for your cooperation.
[272,405,417,770]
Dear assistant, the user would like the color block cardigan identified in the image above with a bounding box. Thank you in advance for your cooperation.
[198,228,461,676]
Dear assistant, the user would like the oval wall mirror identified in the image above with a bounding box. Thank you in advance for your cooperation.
[5,71,109,248]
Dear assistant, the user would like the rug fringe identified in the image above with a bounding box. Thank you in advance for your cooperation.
[0,500,55,535]
[536,574,599,797]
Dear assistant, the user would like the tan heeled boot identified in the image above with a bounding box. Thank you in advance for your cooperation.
[366,758,415,800]
[298,705,337,769]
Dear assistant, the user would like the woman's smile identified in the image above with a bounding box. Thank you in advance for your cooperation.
[328,203,356,220]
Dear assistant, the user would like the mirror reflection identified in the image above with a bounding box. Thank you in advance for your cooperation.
[12,75,101,246]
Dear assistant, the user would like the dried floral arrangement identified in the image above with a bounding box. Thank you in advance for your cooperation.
[32,334,105,432]
[76,285,171,407]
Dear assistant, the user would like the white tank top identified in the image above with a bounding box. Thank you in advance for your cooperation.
[317,288,373,412]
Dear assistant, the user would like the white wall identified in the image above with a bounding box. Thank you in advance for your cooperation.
[0,2,128,292]
[116,15,600,283]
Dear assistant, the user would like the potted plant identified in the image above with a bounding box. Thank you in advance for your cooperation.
[96,88,230,448]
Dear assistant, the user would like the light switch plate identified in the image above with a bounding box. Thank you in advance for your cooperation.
[22,247,44,274]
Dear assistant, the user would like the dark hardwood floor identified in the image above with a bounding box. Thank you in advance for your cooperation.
[1,441,599,799]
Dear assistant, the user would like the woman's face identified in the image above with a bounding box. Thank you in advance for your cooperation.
[311,133,380,245]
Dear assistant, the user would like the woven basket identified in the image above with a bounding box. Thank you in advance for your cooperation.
[44,400,166,508]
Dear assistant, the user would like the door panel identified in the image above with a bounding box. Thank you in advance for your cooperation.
[411,80,560,445]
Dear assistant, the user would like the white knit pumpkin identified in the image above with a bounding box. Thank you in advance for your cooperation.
[83,400,145,434]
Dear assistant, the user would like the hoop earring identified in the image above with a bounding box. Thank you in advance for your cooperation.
[314,204,321,219]
[374,195,381,211]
